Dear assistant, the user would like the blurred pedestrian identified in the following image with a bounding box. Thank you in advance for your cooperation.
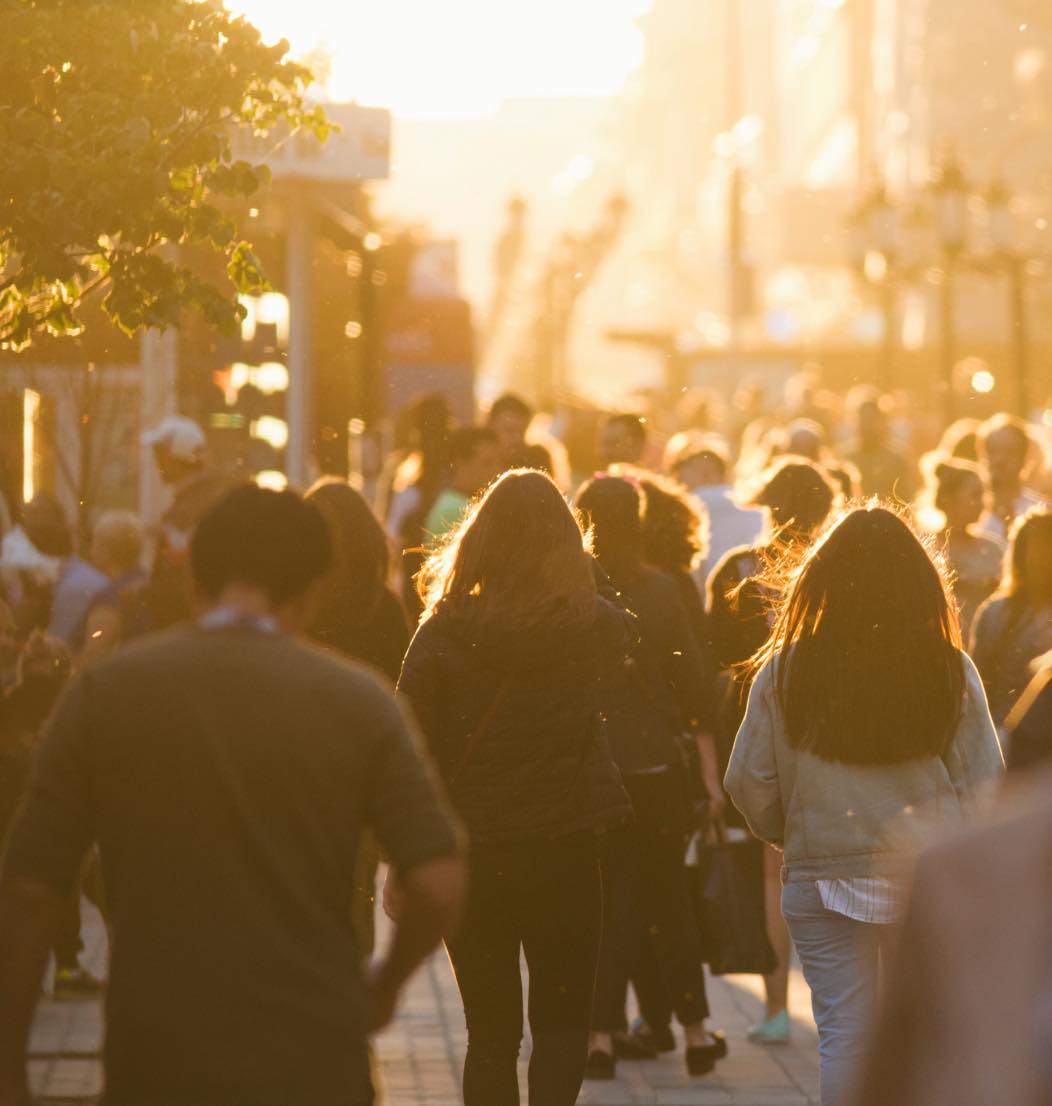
[0,485,465,1106]
[1003,651,1052,773]
[844,389,916,501]
[19,494,107,650]
[78,511,146,667]
[307,479,410,685]
[663,432,763,584]
[599,412,648,468]
[576,473,724,1080]
[971,509,1052,730]
[726,506,1003,1106]
[399,470,634,1106]
[423,426,500,539]
[929,458,1004,639]
[132,415,233,634]
[976,413,1047,540]
[486,393,534,471]
[382,393,455,621]
[306,478,411,956]
[937,416,982,462]
[708,457,839,1045]
[852,785,1052,1106]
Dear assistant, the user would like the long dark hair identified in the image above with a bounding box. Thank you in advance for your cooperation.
[420,469,596,631]
[575,473,645,585]
[306,478,391,627]
[758,506,964,765]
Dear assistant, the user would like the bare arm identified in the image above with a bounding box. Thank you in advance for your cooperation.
[368,855,467,1032]
[0,877,65,1105]
[695,730,726,822]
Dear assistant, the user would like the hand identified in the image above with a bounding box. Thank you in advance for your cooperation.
[365,963,401,1034]
[704,783,727,823]
[381,871,403,923]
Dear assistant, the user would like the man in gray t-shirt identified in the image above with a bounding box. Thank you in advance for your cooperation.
[0,485,465,1106]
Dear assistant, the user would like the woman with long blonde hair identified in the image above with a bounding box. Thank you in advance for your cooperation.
[398,469,635,1106]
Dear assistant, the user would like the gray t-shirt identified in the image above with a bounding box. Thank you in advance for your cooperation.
[3,625,460,1106]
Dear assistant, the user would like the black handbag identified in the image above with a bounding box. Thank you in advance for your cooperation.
[693,821,777,976]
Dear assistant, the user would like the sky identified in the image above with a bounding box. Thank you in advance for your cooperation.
[225,0,652,118]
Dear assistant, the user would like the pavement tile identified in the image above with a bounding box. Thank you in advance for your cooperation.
[30,898,820,1105]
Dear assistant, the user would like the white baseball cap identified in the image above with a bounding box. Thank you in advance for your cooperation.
[141,415,207,462]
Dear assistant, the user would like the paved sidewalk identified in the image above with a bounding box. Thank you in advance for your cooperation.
[30,901,819,1105]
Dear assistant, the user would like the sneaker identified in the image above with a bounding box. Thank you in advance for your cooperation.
[53,967,106,997]
[746,1008,790,1044]
[584,1049,617,1080]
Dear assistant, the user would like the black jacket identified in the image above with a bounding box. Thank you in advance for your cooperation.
[398,597,636,844]
[599,567,717,774]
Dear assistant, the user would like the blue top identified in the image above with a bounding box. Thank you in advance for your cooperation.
[49,557,108,649]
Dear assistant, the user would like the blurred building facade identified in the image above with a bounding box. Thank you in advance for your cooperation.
[571,0,1052,412]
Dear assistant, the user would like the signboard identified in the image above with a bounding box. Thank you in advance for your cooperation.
[385,298,475,421]
[233,103,391,183]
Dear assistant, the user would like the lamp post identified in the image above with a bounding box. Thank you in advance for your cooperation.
[986,179,1030,417]
[849,182,899,392]
[869,184,899,392]
[930,153,969,423]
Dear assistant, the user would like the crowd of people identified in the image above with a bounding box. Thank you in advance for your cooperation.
[0,369,1050,1106]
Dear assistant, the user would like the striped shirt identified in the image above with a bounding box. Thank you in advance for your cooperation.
[815,878,903,924]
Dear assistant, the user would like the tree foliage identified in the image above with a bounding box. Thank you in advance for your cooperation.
[0,0,329,350]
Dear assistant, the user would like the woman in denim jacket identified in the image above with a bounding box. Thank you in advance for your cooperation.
[726,506,1003,1106]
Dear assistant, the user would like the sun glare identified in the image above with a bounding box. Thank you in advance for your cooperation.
[225,0,652,118]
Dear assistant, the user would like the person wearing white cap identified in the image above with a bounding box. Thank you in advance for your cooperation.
[128,416,234,634]
[141,415,207,478]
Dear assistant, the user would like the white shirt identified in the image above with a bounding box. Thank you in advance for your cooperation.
[816,878,903,924]
[692,485,764,588]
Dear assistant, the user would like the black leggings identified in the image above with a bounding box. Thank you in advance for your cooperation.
[593,770,709,1032]
[446,831,602,1106]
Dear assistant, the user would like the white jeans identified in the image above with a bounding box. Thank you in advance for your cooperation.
[782,881,894,1106]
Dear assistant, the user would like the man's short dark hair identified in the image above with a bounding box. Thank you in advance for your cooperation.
[488,393,534,424]
[191,485,332,605]
[448,426,498,465]
[978,412,1031,454]
[606,412,648,446]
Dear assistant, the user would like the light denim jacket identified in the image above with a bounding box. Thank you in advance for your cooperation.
[725,651,1004,882]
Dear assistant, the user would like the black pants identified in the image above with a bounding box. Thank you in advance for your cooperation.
[446,831,602,1106]
[593,770,709,1032]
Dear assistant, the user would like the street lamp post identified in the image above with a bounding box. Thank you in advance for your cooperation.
[931,154,969,423]
[868,184,899,393]
[849,182,899,392]
[986,179,1030,417]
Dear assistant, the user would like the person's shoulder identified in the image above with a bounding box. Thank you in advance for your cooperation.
[973,592,1010,632]
[403,608,463,660]
[594,595,637,637]
[641,569,696,620]
[709,543,757,587]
